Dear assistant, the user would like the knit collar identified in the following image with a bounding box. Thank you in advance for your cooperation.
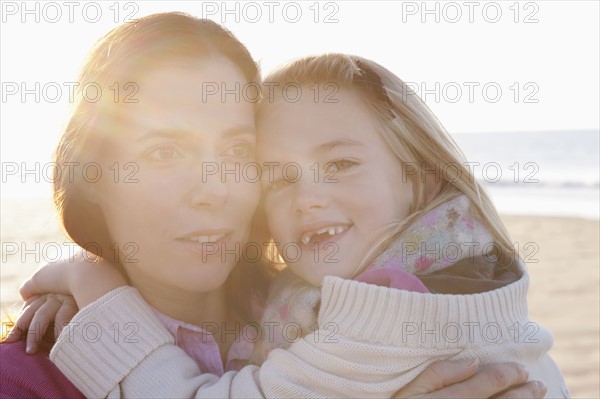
[371,195,494,275]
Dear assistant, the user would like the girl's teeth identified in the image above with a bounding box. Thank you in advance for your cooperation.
[300,225,346,244]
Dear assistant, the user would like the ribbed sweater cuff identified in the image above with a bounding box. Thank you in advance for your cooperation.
[319,273,530,349]
[49,286,174,398]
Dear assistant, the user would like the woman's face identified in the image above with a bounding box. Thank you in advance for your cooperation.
[94,57,260,295]
[257,88,413,286]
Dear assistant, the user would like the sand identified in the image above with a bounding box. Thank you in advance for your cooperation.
[501,215,599,398]
[1,198,599,397]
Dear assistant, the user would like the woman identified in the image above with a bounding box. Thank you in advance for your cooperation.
[1,12,546,398]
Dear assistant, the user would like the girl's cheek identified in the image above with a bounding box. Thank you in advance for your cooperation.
[266,208,285,239]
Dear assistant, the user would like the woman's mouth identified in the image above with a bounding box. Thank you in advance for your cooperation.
[176,230,232,257]
[179,233,227,243]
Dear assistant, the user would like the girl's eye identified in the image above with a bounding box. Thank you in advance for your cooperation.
[323,159,356,174]
[225,142,255,159]
[145,145,183,163]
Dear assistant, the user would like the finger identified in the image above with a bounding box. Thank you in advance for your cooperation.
[426,362,529,399]
[19,273,43,300]
[2,296,45,342]
[26,295,62,354]
[2,323,23,343]
[53,296,79,338]
[493,381,547,399]
[394,358,480,398]
[19,261,72,300]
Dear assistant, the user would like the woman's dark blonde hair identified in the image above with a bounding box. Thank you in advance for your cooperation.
[259,53,518,274]
[54,12,274,322]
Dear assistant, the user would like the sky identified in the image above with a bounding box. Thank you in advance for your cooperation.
[1,0,599,198]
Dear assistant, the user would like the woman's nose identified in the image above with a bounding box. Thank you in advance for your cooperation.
[189,162,228,208]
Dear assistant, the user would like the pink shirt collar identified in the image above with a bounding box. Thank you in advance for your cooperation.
[151,309,254,376]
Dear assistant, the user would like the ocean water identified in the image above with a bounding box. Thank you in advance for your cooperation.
[451,130,599,219]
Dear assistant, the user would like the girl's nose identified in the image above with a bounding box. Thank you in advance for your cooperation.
[293,180,330,215]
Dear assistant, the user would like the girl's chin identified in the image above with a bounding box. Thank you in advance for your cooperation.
[290,261,354,286]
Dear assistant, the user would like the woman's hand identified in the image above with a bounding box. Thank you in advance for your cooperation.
[19,251,127,309]
[394,359,547,398]
[2,293,78,354]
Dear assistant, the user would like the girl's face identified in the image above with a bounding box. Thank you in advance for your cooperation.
[258,88,413,286]
[94,58,260,295]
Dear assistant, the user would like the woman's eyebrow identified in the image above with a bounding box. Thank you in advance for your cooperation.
[134,126,256,143]
[135,129,191,142]
[221,125,256,139]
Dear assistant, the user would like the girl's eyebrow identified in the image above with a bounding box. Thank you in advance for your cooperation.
[315,139,365,154]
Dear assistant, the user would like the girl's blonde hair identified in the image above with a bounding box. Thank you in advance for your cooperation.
[259,53,517,273]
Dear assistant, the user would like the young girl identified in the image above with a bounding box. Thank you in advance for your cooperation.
[5,14,551,399]
[249,54,537,361]
[245,54,570,397]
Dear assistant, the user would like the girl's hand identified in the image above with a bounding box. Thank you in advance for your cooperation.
[2,293,78,354]
[394,359,547,398]
[19,251,127,310]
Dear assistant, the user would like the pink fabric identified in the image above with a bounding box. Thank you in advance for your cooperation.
[153,309,254,375]
[355,264,429,293]
[0,340,84,399]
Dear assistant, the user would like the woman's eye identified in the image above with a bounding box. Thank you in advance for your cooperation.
[265,176,292,193]
[225,143,255,159]
[146,145,183,163]
[323,159,356,174]
[272,178,290,190]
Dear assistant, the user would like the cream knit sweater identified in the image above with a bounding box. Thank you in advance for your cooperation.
[49,270,569,398]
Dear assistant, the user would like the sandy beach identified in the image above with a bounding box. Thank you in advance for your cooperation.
[1,199,598,398]
[501,215,599,398]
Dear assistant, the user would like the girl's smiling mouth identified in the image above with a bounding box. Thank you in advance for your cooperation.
[298,223,351,245]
